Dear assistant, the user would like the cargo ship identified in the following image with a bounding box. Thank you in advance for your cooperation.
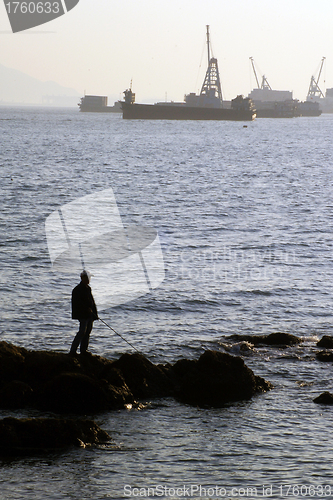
[78,95,122,113]
[121,26,256,122]
[248,58,321,118]
[248,58,298,118]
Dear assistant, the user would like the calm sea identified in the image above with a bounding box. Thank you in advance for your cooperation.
[1,107,333,499]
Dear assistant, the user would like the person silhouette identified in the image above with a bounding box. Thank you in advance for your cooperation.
[70,270,98,355]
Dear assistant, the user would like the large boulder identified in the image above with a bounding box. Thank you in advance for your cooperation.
[0,342,26,382]
[112,352,174,398]
[0,417,110,455]
[0,380,33,409]
[37,372,130,413]
[226,333,302,346]
[172,350,272,407]
[316,351,333,362]
[317,336,333,349]
[0,341,134,413]
[313,392,333,405]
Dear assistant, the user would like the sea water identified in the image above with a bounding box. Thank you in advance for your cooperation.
[1,107,333,499]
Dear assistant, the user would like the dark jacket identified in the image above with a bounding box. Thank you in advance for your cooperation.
[71,281,98,320]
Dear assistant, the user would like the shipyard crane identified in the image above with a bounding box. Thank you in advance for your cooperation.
[200,25,223,103]
[307,57,326,100]
[249,57,272,90]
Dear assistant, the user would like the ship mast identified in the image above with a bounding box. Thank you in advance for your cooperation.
[200,25,223,103]
[307,57,326,100]
[206,24,211,70]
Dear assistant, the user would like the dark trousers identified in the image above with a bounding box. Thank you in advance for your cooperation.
[70,318,93,354]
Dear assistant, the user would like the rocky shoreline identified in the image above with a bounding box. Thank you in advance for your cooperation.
[2,332,333,454]
[0,340,273,454]
[0,341,272,413]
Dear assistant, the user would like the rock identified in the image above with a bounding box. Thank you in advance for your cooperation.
[112,352,174,398]
[226,332,302,346]
[172,350,273,407]
[0,380,33,409]
[38,372,127,413]
[317,336,333,349]
[0,417,111,455]
[313,392,333,405]
[263,332,302,346]
[316,351,333,362]
[0,341,134,413]
[0,342,26,382]
[0,342,272,412]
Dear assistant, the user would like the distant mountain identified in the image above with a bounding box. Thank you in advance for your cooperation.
[0,64,80,107]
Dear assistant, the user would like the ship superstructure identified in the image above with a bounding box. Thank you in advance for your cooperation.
[78,95,122,113]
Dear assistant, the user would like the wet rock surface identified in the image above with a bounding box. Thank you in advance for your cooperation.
[313,392,333,405]
[173,350,273,407]
[0,341,272,412]
[0,417,111,455]
[226,332,302,346]
[317,335,333,349]
[316,350,333,362]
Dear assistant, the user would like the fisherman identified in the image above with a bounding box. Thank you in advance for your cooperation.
[70,270,98,355]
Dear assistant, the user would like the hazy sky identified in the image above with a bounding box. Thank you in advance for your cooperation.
[1,0,333,102]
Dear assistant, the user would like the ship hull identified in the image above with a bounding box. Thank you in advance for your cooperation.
[255,108,297,118]
[255,102,321,118]
[121,102,255,121]
[79,106,121,113]
[297,102,322,117]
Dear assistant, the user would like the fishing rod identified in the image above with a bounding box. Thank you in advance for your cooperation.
[97,317,141,354]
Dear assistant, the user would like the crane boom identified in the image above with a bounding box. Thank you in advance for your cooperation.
[307,57,326,100]
[249,57,260,89]
[250,57,272,90]
[317,57,326,85]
